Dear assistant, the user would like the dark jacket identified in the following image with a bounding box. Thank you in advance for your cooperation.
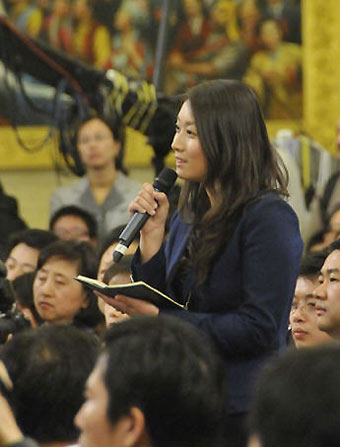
[132,193,303,414]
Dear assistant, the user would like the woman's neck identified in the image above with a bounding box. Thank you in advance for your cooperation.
[87,164,117,188]
[87,164,118,205]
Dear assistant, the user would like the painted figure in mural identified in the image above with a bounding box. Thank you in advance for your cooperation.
[244,16,302,119]
[8,0,44,37]
[236,0,262,54]
[261,0,301,44]
[165,0,249,95]
[41,0,73,53]
[108,0,153,80]
[71,0,112,68]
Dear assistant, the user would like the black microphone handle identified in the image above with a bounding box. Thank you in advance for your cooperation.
[112,200,155,263]
[113,167,177,263]
[118,212,149,247]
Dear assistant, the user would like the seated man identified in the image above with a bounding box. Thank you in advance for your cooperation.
[49,205,98,247]
[314,238,340,339]
[0,324,99,446]
[4,229,57,281]
[75,315,228,447]
[249,343,340,447]
[0,315,228,447]
[100,255,133,327]
[289,252,332,347]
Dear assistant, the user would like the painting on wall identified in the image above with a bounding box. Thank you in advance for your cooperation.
[2,0,302,120]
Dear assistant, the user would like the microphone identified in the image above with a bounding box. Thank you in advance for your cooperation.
[113,168,178,263]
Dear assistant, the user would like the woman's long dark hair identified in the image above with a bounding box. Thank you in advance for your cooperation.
[178,79,288,286]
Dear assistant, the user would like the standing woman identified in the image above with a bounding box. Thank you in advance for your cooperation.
[107,79,303,447]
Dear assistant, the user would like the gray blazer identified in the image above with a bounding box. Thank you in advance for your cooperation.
[50,173,142,242]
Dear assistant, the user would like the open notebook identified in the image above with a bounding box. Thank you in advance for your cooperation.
[74,275,185,309]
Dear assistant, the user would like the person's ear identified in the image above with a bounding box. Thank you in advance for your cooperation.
[81,289,91,309]
[118,406,148,447]
[113,139,122,158]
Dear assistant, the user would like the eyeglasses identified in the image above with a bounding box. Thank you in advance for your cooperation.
[78,132,112,145]
[54,227,90,240]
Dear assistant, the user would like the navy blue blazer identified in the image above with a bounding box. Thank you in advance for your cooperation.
[131,193,303,414]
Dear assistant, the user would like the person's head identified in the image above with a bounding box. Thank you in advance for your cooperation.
[174,79,287,202]
[5,229,58,281]
[33,240,102,327]
[52,0,70,17]
[173,79,287,285]
[258,17,282,51]
[100,255,132,326]
[97,225,139,282]
[1,324,99,444]
[75,315,228,447]
[76,116,127,174]
[50,205,98,246]
[314,238,340,338]
[181,0,204,18]
[11,271,43,328]
[249,344,340,447]
[72,0,92,20]
[289,253,331,348]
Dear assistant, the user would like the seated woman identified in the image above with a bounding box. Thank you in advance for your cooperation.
[33,239,103,330]
[50,115,142,244]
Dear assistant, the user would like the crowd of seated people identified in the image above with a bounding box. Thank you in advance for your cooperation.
[2,102,340,447]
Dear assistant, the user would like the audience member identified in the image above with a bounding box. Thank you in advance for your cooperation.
[33,240,103,329]
[11,272,42,329]
[289,252,332,348]
[104,79,303,447]
[97,224,139,282]
[49,205,98,247]
[0,324,99,446]
[0,262,32,344]
[0,315,227,447]
[314,238,340,339]
[249,344,340,447]
[50,116,141,244]
[100,255,133,327]
[4,229,58,281]
[0,182,27,260]
[75,315,228,447]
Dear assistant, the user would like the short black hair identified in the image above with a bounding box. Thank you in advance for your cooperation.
[299,252,327,277]
[5,229,58,260]
[305,228,328,253]
[326,237,340,255]
[49,205,97,239]
[249,344,340,447]
[11,271,43,325]
[1,324,100,444]
[37,240,103,328]
[102,315,228,447]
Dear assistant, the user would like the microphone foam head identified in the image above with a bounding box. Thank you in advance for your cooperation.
[153,168,178,194]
